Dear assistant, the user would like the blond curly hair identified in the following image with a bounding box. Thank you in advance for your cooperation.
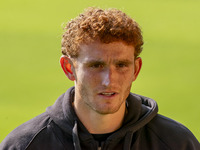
[61,7,143,58]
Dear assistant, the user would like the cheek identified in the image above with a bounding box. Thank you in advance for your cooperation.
[129,68,136,82]
[121,70,135,82]
[119,72,135,92]
[87,73,100,86]
[78,70,100,86]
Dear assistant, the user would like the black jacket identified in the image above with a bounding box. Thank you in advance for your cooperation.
[0,87,199,150]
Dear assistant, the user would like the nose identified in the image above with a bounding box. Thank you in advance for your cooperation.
[101,67,116,87]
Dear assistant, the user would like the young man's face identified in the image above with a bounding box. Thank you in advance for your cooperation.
[72,40,141,115]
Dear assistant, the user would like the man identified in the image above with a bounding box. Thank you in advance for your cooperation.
[0,7,199,150]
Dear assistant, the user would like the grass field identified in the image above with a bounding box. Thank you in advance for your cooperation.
[0,0,200,142]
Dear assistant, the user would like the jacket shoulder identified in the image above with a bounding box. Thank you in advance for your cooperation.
[147,114,200,149]
[0,112,52,150]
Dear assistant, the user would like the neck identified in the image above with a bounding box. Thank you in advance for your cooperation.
[73,97,126,134]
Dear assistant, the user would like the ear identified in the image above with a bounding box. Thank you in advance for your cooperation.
[132,57,142,82]
[60,56,75,81]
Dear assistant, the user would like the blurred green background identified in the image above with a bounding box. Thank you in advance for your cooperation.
[0,0,199,142]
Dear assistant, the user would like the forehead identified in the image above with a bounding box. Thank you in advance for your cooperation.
[77,41,135,62]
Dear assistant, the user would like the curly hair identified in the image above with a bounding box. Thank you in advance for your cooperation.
[61,7,143,58]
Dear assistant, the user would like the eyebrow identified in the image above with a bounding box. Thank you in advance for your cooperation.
[84,60,106,66]
[83,59,133,66]
[114,59,133,64]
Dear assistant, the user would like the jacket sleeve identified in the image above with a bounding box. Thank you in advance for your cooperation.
[148,114,200,150]
[179,131,200,150]
[0,113,51,150]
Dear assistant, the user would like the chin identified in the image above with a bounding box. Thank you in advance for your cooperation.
[93,104,122,115]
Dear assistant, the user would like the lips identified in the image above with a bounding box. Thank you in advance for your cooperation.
[100,92,116,96]
[98,91,118,98]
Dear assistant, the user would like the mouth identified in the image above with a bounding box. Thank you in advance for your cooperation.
[98,92,118,98]
[100,92,115,96]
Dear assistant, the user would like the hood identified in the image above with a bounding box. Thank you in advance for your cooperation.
[46,87,77,136]
[107,92,158,138]
[46,87,158,150]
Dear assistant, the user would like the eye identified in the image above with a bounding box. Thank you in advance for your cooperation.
[116,63,127,68]
[90,63,104,68]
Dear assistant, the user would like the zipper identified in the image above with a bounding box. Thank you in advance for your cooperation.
[98,147,102,150]
[97,141,102,150]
